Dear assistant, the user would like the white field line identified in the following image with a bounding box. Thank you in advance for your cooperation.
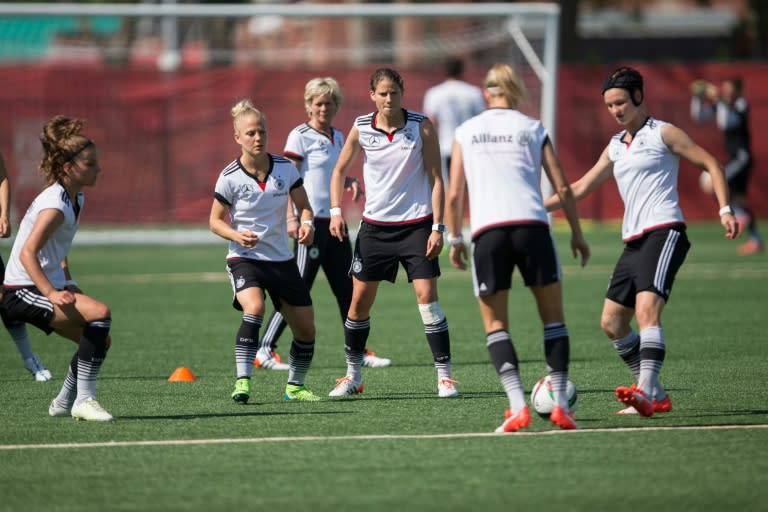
[2,423,767,451]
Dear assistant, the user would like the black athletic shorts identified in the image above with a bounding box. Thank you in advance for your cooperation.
[226,258,312,311]
[0,286,55,334]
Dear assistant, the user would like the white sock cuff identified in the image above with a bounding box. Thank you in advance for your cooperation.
[418,302,445,325]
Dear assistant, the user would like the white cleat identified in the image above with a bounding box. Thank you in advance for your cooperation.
[438,377,459,398]
[24,355,52,381]
[363,349,392,368]
[71,398,113,422]
[328,376,364,397]
[48,399,72,417]
[255,349,290,371]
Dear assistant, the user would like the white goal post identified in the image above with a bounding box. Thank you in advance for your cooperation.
[0,2,561,141]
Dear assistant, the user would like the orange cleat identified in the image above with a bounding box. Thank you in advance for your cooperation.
[494,406,532,433]
[550,405,578,430]
[738,239,765,256]
[615,385,654,417]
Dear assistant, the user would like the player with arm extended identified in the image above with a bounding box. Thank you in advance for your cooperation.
[446,63,589,432]
[256,77,392,371]
[545,67,740,416]
[1,115,115,421]
[209,99,320,404]
[328,67,457,398]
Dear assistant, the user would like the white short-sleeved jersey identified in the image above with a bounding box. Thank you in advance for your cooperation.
[284,123,344,219]
[356,109,432,225]
[214,154,302,262]
[607,117,684,241]
[4,182,82,289]
[454,108,550,238]
[422,79,486,158]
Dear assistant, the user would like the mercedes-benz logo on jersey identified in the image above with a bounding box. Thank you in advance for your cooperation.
[368,135,380,147]
[352,257,363,273]
[236,275,246,289]
[309,247,320,259]
[239,184,255,196]
[274,178,286,191]
[516,130,532,146]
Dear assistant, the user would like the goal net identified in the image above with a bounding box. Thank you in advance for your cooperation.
[0,2,560,225]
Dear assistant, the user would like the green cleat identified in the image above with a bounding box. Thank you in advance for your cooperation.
[231,378,251,404]
[284,384,321,402]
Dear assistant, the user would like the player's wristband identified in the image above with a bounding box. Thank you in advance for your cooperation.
[286,216,298,222]
[446,234,464,246]
[330,207,342,217]
[719,205,734,217]
[302,219,315,230]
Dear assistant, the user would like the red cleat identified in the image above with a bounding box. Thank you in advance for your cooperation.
[615,385,654,417]
[495,406,531,433]
[550,405,578,430]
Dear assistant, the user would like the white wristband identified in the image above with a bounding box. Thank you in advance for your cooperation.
[446,234,464,246]
[719,205,734,216]
[330,207,342,217]
[302,219,315,230]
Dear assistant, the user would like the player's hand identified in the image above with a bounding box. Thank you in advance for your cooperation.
[721,213,741,240]
[345,177,364,202]
[287,218,299,239]
[449,243,468,270]
[0,215,10,238]
[48,289,76,306]
[329,215,347,242]
[297,223,315,246]
[236,229,259,249]
[426,232,443,260]
[571,234,590,267]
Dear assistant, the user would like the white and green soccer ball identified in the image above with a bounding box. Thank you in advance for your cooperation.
[530,375,578,418]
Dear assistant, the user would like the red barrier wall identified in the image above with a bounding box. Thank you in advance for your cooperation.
[0,62,764,225]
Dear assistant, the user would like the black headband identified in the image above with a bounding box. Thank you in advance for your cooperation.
[68,139,94,161]
[601,68,643,95]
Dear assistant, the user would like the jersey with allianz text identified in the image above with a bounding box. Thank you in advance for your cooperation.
[454,108,549,237]
[607,117,684,241]
[284,123,344,219]
[356,109,432,225]
[214,154,302,262]
[4,182,82,289]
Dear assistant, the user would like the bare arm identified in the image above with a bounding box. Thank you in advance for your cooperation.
[209,198,259,249]
[445,140,469,270]
[544,145,614,211]
[541,140,590,267]
[329,125,362,241]
[284,155,302,239]
[289,184,315,246]
[0,153,11,238]
[662,124,740,240]
[420,117,444,260]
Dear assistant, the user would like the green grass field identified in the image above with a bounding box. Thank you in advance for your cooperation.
[0,222,766,512]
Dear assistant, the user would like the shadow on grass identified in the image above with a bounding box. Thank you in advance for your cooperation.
[118,409,353,421]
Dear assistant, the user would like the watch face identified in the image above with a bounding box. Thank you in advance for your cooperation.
[434,224,446,233]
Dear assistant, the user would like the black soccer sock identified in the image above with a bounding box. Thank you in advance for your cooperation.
[235,313,262,379]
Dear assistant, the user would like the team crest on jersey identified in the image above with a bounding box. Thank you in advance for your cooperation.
[351,258,363,273]
[236,276,246,289]
[309,247,320,259]
[400,128,416,149]
[273,178,286,191]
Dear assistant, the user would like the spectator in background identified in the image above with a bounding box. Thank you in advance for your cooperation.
[328,68,457,399]
[691,76,763,255]
[2,115,115,421]
[256,77,392,371]
[546,67,740,417]
[422,57,485,185]
[0,152,52,381]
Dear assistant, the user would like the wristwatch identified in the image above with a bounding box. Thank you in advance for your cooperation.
[432,223,446,233]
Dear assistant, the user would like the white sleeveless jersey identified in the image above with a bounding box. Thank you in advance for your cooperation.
[356,109,433,225]
[454,108,549,237]
[214,154,302,262]
[284,123,344,219]
[4,182,82,289]
[607,117,684,241]
[422,79,486,158]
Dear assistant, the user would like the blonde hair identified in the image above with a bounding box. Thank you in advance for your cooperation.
[304,77,343,116]
[230,99,265,131]
[38,115,93,186]
[483,63,526,108]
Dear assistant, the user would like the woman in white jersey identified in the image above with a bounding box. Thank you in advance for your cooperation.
[545,67,740,417]
[0,152,51,381]
[210,99,320,404]
[256,77,392,371]
[328,67,457,398]
[445,63,590,432]
[1,115,113,421]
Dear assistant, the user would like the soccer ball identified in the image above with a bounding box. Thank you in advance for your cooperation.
[530,375,578,418]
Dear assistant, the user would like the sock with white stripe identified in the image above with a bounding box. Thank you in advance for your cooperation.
[486,330,526,413]
[612,330,641,380]
[259,310,287,353]
[638,326,666,399]
[343,317,368,383]
[287,339,315,386]
[54,352,78,408]
[235,314,262,378]
[544,323,570,408]
[76,319,111,404]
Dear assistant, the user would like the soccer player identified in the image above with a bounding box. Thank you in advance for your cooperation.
[0,152,52,381]
[545,67,740,416]
[422,57,485,185]
[691,76,763,255]
[256,77,392,371]
[1,115,114,421]
[328,67,457,398]
[445,63,589,432]
[209,99,320,403]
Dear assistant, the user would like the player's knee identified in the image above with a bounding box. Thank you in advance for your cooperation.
[418,301,445,325]
[600,313,623,339]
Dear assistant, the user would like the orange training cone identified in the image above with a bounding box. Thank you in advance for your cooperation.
[168,367,197,382]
